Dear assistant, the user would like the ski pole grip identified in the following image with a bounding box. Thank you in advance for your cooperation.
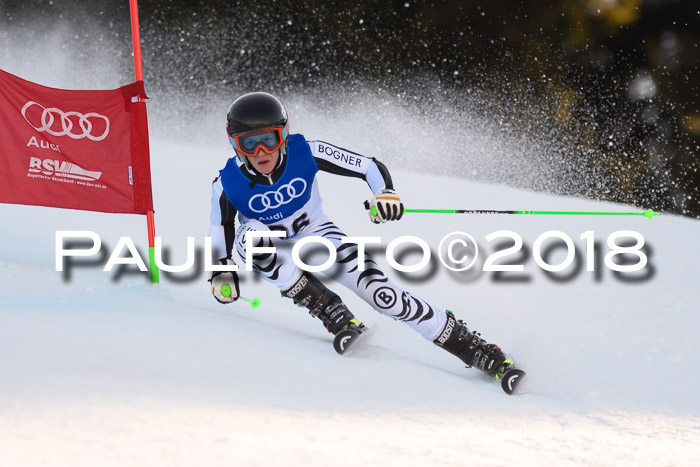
[363,200,377,217]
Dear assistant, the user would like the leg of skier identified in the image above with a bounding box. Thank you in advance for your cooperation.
[308,218,511,377]
[235,217,510,377]
[234,218,361,335]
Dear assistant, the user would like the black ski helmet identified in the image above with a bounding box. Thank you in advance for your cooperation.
[227,91,288,136]
[226,92,289,170]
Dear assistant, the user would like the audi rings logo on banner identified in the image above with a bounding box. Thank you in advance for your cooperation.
[249,178,308,213]
[21,101,110,141]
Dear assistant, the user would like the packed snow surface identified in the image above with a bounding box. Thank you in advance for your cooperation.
[1,140,699,466]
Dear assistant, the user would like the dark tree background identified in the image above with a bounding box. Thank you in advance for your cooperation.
[2,0,698,217]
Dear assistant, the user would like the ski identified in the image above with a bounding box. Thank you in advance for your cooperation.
[330,317,525,394]
[333,324,368,355]
[497,365,526,395]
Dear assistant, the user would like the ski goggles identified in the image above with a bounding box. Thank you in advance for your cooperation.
[229,126,288,157]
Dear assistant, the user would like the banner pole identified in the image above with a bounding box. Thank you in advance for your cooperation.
[129,0,160,287]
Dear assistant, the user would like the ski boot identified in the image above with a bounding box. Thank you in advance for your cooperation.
[282,272,363,335]
[433,310,513,378]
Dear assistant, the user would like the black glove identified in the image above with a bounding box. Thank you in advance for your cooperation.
[209,258,240,304]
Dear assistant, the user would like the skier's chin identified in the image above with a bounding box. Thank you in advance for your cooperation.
[255,160,272,173]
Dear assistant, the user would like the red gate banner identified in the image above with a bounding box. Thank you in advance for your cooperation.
[0,68,153,214]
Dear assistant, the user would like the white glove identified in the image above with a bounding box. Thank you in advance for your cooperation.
[369,189,404,223]
[209,258,240,304]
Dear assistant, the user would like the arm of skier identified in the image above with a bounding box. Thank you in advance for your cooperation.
[208,177,240,303]
[308,140,404,223]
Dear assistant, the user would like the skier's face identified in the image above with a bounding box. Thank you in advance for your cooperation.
[244,147,280,174]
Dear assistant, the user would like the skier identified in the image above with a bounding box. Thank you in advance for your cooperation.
[208,92,516,382]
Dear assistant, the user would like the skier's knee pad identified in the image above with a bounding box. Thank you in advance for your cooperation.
[282,272,354,334]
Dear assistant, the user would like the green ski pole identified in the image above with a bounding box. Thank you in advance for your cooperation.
[363,201,660,219]
[221,285,261,308]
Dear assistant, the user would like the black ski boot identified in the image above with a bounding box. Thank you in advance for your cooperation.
[434,311,511,378]
[282,272,361,335]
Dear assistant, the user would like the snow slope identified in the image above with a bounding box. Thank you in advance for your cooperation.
[1,139,699,466]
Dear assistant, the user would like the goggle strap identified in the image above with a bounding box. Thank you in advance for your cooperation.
[228,134,239,150]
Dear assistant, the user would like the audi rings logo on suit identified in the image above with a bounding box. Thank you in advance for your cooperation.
[21,101,111,141]
[249,178,308,213]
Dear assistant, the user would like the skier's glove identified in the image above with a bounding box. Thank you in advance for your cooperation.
[209,258,240,304]
[369,189,404,223]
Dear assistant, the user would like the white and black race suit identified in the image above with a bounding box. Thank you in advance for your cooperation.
[209,134,447,340]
